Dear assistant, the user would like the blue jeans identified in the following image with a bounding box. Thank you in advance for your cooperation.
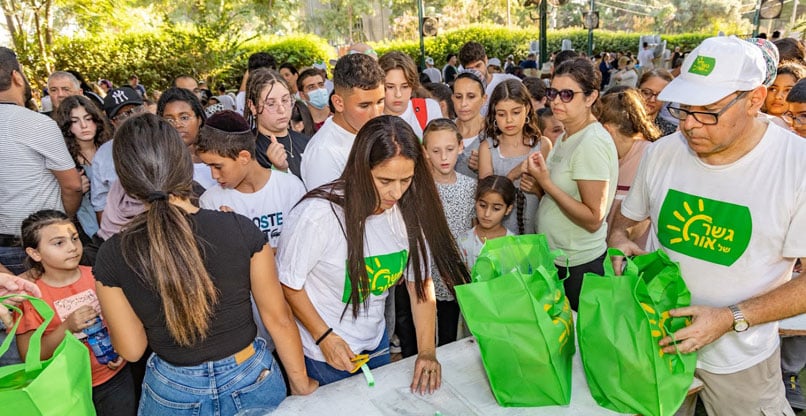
[304,329,391,386]
[138,338,286,416]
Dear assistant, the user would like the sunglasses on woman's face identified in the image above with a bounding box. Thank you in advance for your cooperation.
[546,88,584,103]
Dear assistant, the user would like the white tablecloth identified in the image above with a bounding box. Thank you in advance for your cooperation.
[273,337,628,415]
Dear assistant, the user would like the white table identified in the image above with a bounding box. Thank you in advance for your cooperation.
[274,337,628,415]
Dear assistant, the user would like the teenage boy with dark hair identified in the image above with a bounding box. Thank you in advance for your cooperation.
[297,68,332,132]
[300,54,386,189]
[458,41,519,116]
[785,79,806,138]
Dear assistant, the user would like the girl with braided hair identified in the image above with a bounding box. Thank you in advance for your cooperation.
[478,79,552,234]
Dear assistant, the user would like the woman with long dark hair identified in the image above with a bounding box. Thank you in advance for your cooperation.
[94,113,316,415]
[277,115,469,393]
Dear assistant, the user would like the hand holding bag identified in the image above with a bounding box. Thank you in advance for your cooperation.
[0,294,95,416]
[577,249,696,416]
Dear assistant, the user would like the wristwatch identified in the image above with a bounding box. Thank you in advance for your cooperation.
[728,304,749,332]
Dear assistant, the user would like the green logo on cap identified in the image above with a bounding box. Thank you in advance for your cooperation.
[688,55,716,76]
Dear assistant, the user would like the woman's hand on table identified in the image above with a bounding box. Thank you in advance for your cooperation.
[411,350,441,395]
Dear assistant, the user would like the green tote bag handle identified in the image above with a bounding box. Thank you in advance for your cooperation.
[602,247,639,277]
[0,294,56,374]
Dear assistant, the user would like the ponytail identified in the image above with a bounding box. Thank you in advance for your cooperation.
[114,113,219,347]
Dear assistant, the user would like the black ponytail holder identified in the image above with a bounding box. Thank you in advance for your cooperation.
[146,191,169,202]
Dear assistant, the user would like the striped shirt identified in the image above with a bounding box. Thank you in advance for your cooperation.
[0,104,75,235]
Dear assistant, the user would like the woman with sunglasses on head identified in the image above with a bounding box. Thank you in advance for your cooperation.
[245,68,309,181]
[638,69,677,137]
[525,58,619,311]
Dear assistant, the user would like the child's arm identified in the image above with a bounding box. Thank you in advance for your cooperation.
[17,304,97,361]
[477,140,494,178]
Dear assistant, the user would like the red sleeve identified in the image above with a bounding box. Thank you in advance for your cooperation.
[15,296,59,336]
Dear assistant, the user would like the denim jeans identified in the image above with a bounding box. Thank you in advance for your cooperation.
[138,338,286,416]
[0,246,27,366]
[304,328,391,386]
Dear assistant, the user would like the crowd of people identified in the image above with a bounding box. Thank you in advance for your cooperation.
[1,32,806,415]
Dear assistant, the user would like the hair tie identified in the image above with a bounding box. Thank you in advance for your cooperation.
[146,191,169,202]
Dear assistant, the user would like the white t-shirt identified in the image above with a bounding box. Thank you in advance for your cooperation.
[457,227,515,271]
[300,117,355,190]
[621,123,806,374]
[638,48,655,69]
[277,198,414,361]
[398,99,442,140]
[423,67,442,84]
[199,170,305,248]
[482,73,521,116]
[193,163,217,190]
[536,122,618,266]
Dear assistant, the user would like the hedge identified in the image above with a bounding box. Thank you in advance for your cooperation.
[38,31,331,92]
[26,25,714,91]
[373,25,714,67]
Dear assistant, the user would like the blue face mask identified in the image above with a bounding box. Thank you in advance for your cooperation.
[307,88,329,109]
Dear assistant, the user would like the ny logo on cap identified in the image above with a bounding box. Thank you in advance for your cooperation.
[689,56,716,76]
[111,90,128,105]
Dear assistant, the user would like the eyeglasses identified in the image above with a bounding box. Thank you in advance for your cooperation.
[164,114,195,127]
[667,91,749,126]
[546,88,585,103]
[639,88,662,101]
[113,105,145,122]
[781,111,806,126]
[263,96,294,114]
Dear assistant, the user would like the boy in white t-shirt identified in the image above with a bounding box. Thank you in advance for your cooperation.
[196,111,306,249]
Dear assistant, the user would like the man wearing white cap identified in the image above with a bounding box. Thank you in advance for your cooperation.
[610,36,806,415]
[423,57,442,84]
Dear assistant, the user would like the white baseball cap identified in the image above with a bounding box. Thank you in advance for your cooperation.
[658,36,765,106]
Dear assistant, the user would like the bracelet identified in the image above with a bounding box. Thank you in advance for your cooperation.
[315,328,333,345]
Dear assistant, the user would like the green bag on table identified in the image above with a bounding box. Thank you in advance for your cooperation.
[0,294,95,416]
[455,234,574,407]
[577,249,697,416]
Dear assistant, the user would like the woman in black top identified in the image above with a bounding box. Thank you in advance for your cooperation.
[94,114,316,415]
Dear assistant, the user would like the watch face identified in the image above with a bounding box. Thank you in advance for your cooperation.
[734,320,749,332]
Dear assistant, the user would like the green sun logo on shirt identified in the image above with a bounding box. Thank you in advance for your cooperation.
[657,189,751,266]
[342,250,408,303]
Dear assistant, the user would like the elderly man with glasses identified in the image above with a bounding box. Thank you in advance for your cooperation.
[609,36,806,415]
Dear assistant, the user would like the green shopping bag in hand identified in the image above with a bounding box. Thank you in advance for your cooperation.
[455,234,574,407]
[0,294,95,416]
[577,249,696,416]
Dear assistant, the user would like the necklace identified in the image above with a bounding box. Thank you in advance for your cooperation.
[476,227,505,242]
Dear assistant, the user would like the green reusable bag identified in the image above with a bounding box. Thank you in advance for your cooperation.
[455,234,574,407]
[577,249,697,416]
[0,295,95,416]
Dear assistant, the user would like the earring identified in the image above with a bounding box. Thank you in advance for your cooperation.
[525,116,530,124]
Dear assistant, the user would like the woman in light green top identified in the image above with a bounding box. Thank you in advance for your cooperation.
[525,57,619,311]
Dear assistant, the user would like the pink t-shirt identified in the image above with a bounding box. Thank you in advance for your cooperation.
[607,139,651,248]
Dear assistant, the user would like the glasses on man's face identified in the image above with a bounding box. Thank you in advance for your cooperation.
[113,105,145,123]
[781,111,806,127]
[667,91,749,126]
[263,96,294,114]
[639,88,661,102]
[164,114,195,127]
[546,88,584,103]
